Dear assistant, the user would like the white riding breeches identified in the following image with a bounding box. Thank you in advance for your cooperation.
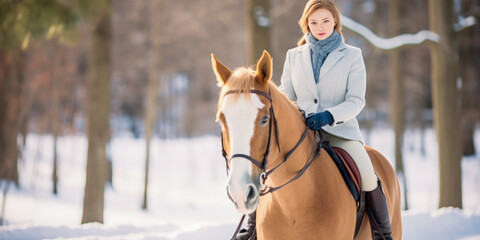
[324,132,378,191]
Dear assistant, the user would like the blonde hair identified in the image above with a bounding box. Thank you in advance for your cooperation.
[297,0,343,46]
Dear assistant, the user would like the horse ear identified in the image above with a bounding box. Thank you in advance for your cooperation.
[255,50,273,85]
[211,54,232,87]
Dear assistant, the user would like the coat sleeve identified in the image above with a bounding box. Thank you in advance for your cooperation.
[325,48,366,127]
[279,50,297,102]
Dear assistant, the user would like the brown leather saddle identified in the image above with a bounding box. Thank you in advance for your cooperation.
[322,143,366,239]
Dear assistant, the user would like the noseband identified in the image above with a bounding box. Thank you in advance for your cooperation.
[220,88,322,196]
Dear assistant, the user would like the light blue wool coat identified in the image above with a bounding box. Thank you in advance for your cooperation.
[279,39,367,144]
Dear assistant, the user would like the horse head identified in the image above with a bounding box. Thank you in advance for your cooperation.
[212,51,273,214]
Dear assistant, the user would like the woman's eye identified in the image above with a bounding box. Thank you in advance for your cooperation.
[323,20,330,24]
[260,115,269,126]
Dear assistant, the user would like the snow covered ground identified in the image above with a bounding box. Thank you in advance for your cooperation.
[0,128,479,240]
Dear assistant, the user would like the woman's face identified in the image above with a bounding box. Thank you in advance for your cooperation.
[308,8,335,41]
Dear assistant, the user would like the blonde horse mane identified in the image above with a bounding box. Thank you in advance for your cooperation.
[218,67,256,106]
[217,65,300,117]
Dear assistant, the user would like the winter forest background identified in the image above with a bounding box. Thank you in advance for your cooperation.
[0,0,480,239]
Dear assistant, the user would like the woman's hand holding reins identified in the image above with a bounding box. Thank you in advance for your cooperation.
[305,111,334,130]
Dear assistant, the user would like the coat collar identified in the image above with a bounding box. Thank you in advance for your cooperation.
[297,42,346,97]
[320,41,346,79]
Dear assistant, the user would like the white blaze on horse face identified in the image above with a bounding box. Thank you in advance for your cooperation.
[222,93,264,213]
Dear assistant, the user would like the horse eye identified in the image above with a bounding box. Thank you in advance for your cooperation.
[260,115,269,126]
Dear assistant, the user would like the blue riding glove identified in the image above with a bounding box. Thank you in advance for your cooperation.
[305,111,334,130]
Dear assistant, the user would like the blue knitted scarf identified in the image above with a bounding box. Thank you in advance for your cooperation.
[306,30,342,83]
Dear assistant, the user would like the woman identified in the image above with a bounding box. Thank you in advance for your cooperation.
[236,1,393,239]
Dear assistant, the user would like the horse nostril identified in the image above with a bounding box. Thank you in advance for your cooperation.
[247,184,257,202]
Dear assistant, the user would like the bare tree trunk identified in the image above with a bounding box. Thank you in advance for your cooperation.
[50,41,60,195]
[82,1,112,224]
[0,49,24,186]
[0,181,10,225]
[106,140,113,186]
[428,0,462,209]
[458,0,480,156]
[247,0,271,65]
[142,0,161,210]
[414,106,428,157]
[389,0,408,210]
[461,115,476,156]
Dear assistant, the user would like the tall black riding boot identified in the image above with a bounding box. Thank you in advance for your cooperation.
[365,180,393,240]
[234,211,257,240]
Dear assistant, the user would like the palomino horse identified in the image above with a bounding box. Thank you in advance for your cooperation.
[212,50,402,240]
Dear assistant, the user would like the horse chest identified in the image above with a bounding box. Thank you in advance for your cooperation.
[256,183,357,240]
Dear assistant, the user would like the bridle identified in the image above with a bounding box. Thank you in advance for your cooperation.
[220,88,323,196]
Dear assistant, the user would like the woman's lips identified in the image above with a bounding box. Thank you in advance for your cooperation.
[318,33,326,36]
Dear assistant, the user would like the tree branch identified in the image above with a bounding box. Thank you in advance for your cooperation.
[341,14,440,50]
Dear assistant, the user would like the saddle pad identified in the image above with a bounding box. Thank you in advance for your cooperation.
[331,147,362,194]
[321,143,360,202]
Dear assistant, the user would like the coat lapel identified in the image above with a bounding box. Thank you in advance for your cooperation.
[319,42,346,80]
[297,44,318,98]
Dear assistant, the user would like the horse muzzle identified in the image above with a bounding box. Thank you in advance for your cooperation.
[226,171,260,214]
